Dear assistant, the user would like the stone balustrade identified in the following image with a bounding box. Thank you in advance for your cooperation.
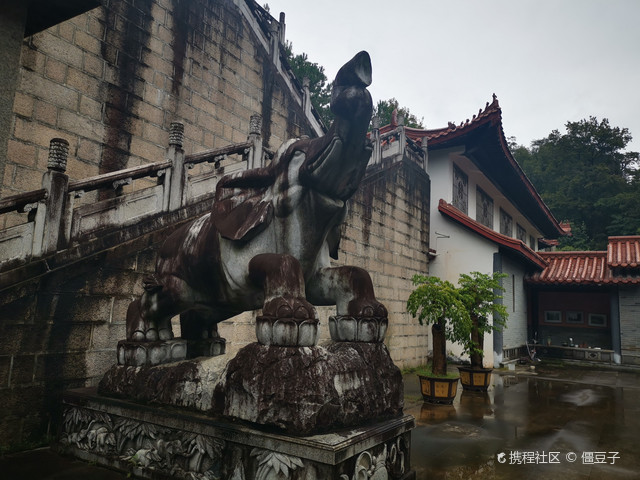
[0,116,271,272]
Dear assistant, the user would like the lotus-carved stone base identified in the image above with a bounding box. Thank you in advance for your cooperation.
[329,314,388,342]
[255,315,319,346]
[116,339,187,366]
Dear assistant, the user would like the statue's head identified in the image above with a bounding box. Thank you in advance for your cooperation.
[295,51,373,201]
[330,51,373,127]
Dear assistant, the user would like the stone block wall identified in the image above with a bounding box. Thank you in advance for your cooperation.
[2,0,313,228]
[0,227,164,448]
[333,159,431,368]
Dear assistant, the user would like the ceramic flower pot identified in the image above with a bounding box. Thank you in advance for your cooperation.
[418,374,459,405]
[457,366,492,392]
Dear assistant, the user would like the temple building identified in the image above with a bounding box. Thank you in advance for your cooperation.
[371,96,567,367]
[527,235,640,366]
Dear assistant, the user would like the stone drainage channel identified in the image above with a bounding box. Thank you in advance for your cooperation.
[404,364,640,480]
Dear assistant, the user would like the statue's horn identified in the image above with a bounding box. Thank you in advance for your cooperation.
[334,51,372,88]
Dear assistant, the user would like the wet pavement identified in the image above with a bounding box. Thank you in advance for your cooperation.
[404,363,640,479]
[1,363,640,479]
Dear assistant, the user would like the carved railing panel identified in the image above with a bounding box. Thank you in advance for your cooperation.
[0,118,269,272]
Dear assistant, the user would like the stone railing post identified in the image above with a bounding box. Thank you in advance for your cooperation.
[421,135,429,173]
[397,114,406,160]
[302,77,312,118]
[247,114,264,169]
[370,115,381,165]
[167,122,185,211]
[32,138,70,256]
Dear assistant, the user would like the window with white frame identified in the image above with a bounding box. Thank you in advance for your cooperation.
[588,313,607,327]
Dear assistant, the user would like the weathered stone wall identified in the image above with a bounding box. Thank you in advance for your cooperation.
[2,0,312,228]
[0,0,432,449]
[0,222,163,448]
[335,159,431,368]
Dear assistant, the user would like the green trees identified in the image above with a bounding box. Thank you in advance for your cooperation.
[514,117,639,250]
[458,272,508,369]
[373,98,424,128]
[283,41,333,127]
[407,272,507,375]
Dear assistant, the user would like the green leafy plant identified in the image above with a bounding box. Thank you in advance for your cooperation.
[406,275,470,376]
[407,272,509,375]
[457,272,509,369]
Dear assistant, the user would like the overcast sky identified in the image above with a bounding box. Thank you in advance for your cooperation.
[268,0,640,153]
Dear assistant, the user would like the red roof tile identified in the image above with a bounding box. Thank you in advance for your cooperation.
[607,236,640,268]
[378,94,502,147]
[528,247,640,286]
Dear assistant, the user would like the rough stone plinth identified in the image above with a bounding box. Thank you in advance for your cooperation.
[99,354,228,411]
[221,342,403,434]
[60,388,415,480]
[100,341,403,435]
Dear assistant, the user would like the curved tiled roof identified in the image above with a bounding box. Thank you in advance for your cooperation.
[378,95,503,146]
[528,242,640,286]
[376,96,565,239]
[608,236,640,268]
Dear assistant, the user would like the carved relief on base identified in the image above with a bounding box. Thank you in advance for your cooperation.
[60,397,413,480]
[340,435,410,480]
[60,406,225,479]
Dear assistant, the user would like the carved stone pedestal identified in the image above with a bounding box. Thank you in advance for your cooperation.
[60,388,415,480]
[117,338,187,366]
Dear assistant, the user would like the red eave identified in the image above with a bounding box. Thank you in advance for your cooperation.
[607,236,640,268]
[438,200,547,270]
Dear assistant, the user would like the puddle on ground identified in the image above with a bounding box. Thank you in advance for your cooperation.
[405,372,640,480]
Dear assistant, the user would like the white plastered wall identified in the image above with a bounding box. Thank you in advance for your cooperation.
[427,149,543,367]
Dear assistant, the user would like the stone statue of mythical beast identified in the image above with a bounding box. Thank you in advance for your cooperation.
[124,51,386,360]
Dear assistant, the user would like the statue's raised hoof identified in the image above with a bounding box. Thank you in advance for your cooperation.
[347,300,388,319]
[256,296,319,347]
[263,295,316,320]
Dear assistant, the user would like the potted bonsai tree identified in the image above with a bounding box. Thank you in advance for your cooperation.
[407,274,471,404]
[456,271,508,391]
